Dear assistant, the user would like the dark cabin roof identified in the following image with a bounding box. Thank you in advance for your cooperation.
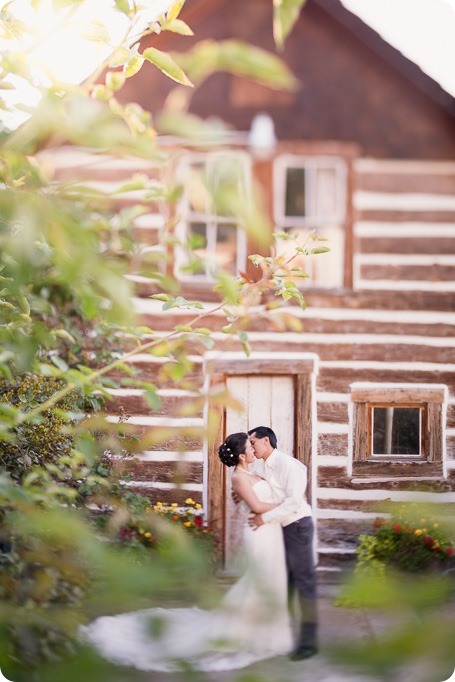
[119,0,455,159]
[314,0,454,115]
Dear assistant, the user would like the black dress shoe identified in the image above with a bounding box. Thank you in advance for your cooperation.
[289,646,318,661]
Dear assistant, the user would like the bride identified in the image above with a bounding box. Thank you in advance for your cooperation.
[83,432,293,672]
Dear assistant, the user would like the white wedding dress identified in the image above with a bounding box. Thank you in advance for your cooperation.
[83,479,293,672]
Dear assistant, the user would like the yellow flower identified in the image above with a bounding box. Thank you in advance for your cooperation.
[144,532,152,538]
[185,498,195,505]
[414,529,423,536]
[171,503,178,508]
[195,504,202,510]
[155,502,162,507]
[183,521,192,527]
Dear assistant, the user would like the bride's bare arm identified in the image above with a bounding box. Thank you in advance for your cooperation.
[232,475,278,514]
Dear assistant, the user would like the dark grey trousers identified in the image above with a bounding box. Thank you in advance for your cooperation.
[283,516,318,649]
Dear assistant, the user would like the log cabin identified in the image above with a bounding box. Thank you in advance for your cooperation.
[44,0,455,573]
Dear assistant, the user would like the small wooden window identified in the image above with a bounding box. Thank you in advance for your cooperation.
[175,151,250,281]
[350,383,447,478]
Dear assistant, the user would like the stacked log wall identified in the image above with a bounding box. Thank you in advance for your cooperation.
[43,148,455,565]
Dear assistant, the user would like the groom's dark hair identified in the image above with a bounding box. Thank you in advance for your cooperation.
[248,426,277,449]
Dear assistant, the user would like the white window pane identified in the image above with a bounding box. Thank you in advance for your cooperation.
[311,224,344,288]
[315,167,338,221]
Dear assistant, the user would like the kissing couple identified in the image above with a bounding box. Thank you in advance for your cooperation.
[83,426,318,671]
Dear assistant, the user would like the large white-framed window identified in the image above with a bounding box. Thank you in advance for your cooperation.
[175,151,250,281]
[273,154,347,288]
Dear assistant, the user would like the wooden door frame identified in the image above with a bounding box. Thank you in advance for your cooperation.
[203,351,319,562]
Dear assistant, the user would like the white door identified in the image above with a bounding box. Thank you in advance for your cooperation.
[224,375,295,570]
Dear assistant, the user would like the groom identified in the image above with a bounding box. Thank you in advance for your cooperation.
[247,426,318,661]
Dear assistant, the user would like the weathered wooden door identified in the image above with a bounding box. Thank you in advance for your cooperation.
[204,351,318,569]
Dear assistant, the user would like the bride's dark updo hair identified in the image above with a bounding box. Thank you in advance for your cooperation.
[218,432,248,467]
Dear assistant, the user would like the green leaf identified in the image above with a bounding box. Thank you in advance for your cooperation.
[123,54,145,78]
[142,47,193,86]
[113,0,131,15]
[51,355,68,372]
[237,330,251,357]
[309,246,331,255]
[248,254,264,267]
[18,294,30,315]
[200,336,215,349]
[165,19,193,36]
[109,46,129,68]
[173,40,298,90]
[273,0,308,50]
[273,230,295,240]
[83,21,109,43]
[167,0,185,21]
[91,84,112,100]
[105,71,126,92]
[53,329,76,343]
[144,390,162,411]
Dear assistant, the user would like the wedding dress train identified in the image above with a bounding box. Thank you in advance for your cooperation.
[83,480,293,672]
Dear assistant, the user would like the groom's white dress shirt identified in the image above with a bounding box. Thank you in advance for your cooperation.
[250,449,312,526]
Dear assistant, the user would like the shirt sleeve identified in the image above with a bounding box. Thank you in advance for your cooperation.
[261,458,307,524]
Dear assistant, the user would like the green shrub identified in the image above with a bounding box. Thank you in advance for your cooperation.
[0,374,83,482]
[356,506,454,575]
